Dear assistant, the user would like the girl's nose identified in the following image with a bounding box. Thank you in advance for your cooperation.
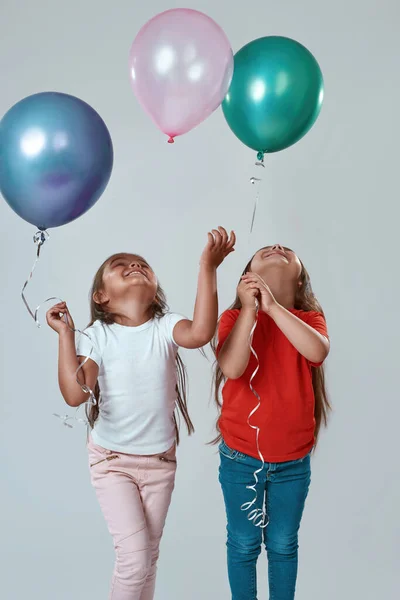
[272,243,284,251]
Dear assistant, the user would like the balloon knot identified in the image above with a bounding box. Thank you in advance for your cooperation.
[167,136,175,144]
[33,230,49,247]
[257,151,265,162]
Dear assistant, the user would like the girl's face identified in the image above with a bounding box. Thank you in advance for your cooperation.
[250,244,302,281]
[97,254,158,305]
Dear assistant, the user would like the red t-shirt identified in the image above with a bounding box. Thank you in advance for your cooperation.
[217,308,328,463]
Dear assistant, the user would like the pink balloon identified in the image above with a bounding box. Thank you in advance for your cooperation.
[129,8,234,143]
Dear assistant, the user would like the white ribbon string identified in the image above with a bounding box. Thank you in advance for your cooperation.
[22,231,50,325]
[240,298,269,529]
[22,231,99,429]
[249,157,265,233]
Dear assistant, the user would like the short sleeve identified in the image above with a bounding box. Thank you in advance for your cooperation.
[76,324,103,367]
[305,312,329,367]
[161,312,188,347]
[216,310,240,355]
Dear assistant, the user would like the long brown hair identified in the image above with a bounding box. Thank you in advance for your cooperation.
[84,254,194,443]
[211,250,331,450]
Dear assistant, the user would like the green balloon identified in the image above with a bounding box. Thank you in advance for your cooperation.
[222,36,324,157]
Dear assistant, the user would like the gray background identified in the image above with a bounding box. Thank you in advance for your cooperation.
[0,1,399,598]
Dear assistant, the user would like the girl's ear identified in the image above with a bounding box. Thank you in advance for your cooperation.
[93,290,107,304]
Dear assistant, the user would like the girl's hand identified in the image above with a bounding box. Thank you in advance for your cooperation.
[241,273,277,313]
[46,302,75,335]
[237,279,259,309]
[200,226,236,269]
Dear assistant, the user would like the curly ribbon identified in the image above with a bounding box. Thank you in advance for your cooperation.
[22,230,50,326]
[22,231,98,429]
[249,155,266,233]
[240,298,269,529]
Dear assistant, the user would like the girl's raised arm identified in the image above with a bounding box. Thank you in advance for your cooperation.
[173,227,235,349]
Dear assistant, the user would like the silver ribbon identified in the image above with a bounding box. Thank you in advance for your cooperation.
[249,157,265,233]
[240,298,269,529]
[22,231,98,429]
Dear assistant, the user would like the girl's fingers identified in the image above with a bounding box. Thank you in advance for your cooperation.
[242,273,266,286]
[48,302,70,321]
[219,231,236,258]
[48,302,66,311]
[49,306,63,317]
[246,287,258,297]
[243,279,262,289]
[248,283,261,290]
[225,231,236,251]
[218,226,228,245]
[241,281,259,291]
[211,229,223,249]
[228,230,236,248]
[206,232,215,248]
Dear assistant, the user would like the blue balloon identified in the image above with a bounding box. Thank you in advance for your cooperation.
[0,92,113,230]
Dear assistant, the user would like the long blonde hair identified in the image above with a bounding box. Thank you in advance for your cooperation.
[211,250,330,449]
[85,254,194,443]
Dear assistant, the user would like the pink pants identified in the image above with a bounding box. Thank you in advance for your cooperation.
[87,437,177,600]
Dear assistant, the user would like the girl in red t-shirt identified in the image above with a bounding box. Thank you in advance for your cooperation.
[213,243,330,600]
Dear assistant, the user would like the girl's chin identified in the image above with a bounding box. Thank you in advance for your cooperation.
[124,277,151,287]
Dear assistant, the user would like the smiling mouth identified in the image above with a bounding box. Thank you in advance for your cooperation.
[125,270,147,279]
[263,251,287,260]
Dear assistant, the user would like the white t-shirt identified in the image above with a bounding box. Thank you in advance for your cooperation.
[76,313,187,455]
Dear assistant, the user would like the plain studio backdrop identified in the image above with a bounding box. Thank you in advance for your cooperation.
[0,1,399,599]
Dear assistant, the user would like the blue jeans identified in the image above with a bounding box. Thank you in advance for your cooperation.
[219,440,311,600]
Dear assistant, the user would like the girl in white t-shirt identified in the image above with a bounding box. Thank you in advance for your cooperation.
[47,226,235,600]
